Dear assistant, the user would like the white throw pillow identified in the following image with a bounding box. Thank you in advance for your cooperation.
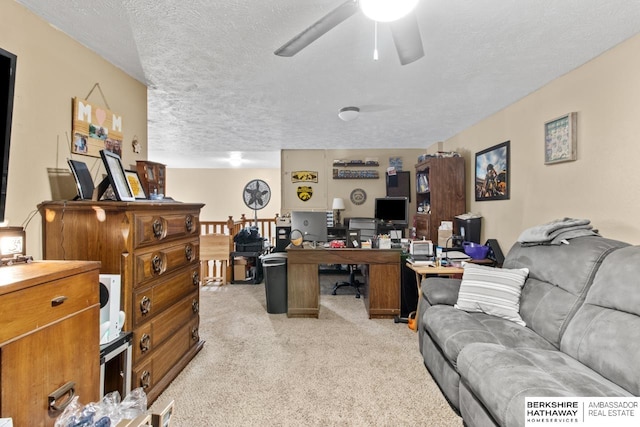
[454,263,529,326]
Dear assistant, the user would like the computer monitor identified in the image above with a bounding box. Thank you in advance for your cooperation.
[374,196,409,227]
[291,211,328,244]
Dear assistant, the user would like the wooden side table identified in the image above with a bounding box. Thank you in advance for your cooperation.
[405,263,464,331]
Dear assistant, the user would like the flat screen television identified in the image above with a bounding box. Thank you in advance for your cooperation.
[374,196,409,227]
[0,48,17,223]
[291,211,328,243]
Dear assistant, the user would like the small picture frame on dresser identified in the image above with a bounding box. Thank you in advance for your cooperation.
[125,170,147,199]
[151,399,175,427]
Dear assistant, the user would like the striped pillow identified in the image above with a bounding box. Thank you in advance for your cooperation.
[454,264,529,326]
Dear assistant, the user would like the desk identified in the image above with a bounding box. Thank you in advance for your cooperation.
[406,263,463,316]
[406,263,464,285]
[287,247,402,319]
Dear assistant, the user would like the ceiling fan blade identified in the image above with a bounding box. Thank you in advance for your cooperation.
[389,11,424,65]
[274,0,360,57]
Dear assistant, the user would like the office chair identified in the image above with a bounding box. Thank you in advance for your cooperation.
[332,263,362,298]
[331,218,376,299]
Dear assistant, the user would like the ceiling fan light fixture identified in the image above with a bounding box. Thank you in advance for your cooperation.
[338,106,360,121]
[360,0,419,23]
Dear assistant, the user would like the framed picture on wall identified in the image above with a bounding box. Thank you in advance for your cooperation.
[475,141,510,201]
[544,112,577,164]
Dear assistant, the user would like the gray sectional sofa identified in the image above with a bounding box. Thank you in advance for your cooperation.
[417,235,640,427]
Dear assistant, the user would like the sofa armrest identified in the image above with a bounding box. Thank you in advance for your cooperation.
[422,277,462,306]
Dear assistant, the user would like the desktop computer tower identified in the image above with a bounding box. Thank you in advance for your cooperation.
[274,226,291,252]
[400,254,419,318]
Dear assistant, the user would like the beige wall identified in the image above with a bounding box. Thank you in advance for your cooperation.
[444,33,640,250]
[1,1,148,259]
[281,149,424,222]
[166,168,281,222]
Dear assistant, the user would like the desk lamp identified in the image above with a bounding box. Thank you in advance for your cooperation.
[332,197,345,226]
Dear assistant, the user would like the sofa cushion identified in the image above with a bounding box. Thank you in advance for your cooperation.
[458,343,632,427]
[503,236,629,347]
[422,276,461,306]
[423,305,556,368]
[455,264,529,326]
[561,245,640,396]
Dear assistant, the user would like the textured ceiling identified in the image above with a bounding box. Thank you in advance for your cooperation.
[15,0,640,168]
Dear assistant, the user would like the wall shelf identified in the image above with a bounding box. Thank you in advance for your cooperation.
[332,160,379,167]
[333,169,379,179]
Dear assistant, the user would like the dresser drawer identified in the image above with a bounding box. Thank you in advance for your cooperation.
[0,270,98,345]
[132,290,199,361]
[132,317,200,393]
[133,212,200,249]
[132,266,200,326]
[133,238,200,287]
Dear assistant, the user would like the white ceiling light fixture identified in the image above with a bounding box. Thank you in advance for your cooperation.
[338,106,360,122]
[227,151,243,167]
[360,0,419,23]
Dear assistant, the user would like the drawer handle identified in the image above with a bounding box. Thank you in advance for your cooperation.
[192,299,199,314]
[140,370,151,389]
[192,271,200,286]
[185,244,194,262]
[140,333,151,353]
[191,327,199,342]
[185,214,194,232]
[152,219,164,238]
[51,296,68,307]
[152,254,163,274]
[140,296,151,315]
[48,381,76,412]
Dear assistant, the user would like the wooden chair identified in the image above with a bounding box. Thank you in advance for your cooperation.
[200,234,231,285]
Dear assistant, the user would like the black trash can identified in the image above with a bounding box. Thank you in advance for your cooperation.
[261,253,288,314]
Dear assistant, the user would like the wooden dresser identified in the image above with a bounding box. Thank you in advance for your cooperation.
[0,260,101,426]
[38,201,205,404]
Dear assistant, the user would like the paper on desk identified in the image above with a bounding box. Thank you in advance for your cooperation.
[408,258,435,266]
[445,251,471,260]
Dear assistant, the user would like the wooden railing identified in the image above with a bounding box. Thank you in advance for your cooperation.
[199,214,279,283]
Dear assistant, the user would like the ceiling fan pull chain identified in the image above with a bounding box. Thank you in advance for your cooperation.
[373,21,379,60]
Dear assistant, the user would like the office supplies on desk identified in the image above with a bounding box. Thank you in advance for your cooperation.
[407,256,434,266]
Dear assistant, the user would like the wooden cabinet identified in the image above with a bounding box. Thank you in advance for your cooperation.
[0,261,101,426]
[39,200,204,404]
[136,160,166,197]
[414,157,465,241]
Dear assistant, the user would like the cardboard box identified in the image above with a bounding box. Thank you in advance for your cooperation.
[438,228,452,248]
[234,265,247,279]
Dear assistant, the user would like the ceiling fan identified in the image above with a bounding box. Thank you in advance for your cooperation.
[274,0,424,66]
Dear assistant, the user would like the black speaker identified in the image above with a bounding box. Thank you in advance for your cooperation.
[485,239,505,266]
[274,226,291,252]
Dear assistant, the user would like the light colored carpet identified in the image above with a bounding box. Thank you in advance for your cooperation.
[150,276,463,426]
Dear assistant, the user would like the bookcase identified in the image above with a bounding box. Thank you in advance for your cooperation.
[414,157,465,241]
[136,160,166,197]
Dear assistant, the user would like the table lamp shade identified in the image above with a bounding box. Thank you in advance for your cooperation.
[332,198,345,210]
